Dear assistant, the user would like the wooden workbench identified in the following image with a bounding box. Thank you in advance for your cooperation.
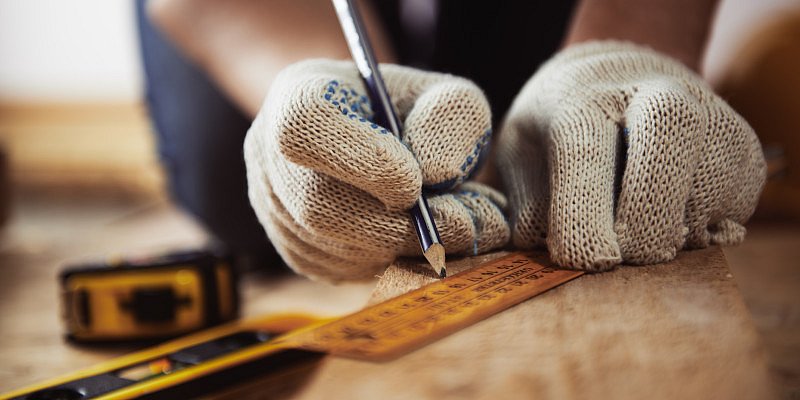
[0,202,779,400]
[223,247,776,399]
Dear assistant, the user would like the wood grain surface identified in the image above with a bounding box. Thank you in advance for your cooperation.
[257,247,777,400]
[0,193,790,399]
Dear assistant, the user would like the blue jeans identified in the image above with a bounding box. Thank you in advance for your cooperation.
[135,0,277,265]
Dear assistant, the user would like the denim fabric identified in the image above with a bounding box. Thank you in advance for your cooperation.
[135,0,277,264]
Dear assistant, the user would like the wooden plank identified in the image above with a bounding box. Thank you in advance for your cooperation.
[266,247,776,400]
[0,197,780,400]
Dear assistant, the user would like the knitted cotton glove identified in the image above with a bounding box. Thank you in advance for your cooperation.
[497,41,766,271]
[244,59,509,281]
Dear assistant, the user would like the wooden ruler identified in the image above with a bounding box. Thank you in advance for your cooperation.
[2,252,583,399]
[278,252,583,361]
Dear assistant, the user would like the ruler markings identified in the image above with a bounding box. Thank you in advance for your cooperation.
[286,253,583,359]
[310,255,540,343]
[365,267,582,359]
[305,255,536,344]
[331,267,576,357]
[336,264,548,341]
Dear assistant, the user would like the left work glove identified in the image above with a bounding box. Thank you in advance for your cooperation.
[245,60,509,282]
[497,41,766,271]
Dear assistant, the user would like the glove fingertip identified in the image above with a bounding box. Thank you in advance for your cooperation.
[547,235,622,272]
[403,80,493,189]
[708,218,747,246]
[272,78,425,211]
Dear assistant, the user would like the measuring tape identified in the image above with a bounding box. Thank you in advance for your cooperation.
[4,252,582,399]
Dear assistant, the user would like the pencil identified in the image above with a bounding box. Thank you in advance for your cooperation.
[331,0,446,278]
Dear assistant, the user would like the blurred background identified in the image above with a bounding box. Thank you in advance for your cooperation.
[0,0,157,197]
[0,0,798,397]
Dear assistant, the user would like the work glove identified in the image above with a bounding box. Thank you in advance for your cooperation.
[497,41,766,271]
[244,60,509,281]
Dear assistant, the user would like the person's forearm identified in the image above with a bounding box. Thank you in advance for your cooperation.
[563,0,719,71]
[146,0,394,117]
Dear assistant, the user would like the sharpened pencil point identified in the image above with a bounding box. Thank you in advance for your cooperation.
[333,0,446,277]
[423,243,446,279]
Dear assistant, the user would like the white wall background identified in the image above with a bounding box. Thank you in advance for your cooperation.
[0,0,798,103]
[0,0,142,102]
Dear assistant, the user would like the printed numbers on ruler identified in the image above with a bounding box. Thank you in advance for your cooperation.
[288,253,583,360]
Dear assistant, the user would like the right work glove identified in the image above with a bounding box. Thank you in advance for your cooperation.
[496,41,766,271]
[244,60,509,282]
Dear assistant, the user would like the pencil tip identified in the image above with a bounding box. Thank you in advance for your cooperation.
[423,243,446,279]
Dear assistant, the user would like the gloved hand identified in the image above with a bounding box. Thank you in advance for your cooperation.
[244,60,509,281]
[497,41,766,271]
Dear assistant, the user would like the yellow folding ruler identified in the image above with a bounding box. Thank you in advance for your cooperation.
[3,252,582,400]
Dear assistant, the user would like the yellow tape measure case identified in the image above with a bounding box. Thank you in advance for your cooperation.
[60,250,239,342]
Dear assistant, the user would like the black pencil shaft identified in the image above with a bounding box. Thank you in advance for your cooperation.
[331,0,444,255]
